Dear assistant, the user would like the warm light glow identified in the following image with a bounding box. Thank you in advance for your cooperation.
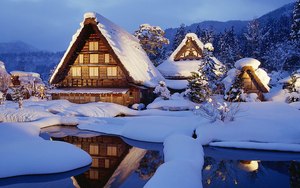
[237,160,259,172]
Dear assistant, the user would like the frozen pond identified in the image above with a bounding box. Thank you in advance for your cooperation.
[2,126,300,188]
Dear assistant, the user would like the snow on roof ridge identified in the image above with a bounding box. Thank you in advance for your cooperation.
[235,58,261,70]
[84,12,96,19]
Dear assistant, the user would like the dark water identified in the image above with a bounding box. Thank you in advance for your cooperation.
[203,146,300,188]
[2,126,300,188]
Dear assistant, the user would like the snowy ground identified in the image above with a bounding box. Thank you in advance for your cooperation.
[0,97,300,187]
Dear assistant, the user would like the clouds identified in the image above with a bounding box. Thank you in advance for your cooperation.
[0,0,295,51]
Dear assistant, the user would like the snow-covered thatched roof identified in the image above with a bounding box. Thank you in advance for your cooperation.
[223,58,270,93]
[157,33,222,78]
[50,12,164,88]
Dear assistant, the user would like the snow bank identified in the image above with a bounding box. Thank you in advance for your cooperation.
[147,93,193,111]
[210,141,300,152]
[196,102,300,151]
[145,135,203,188]
[0,122,91,179]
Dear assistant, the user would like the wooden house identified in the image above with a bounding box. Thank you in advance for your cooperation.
[223,58,270,101]
[157,33,223,92]
[49,12,164,106]
[239,66,269,100]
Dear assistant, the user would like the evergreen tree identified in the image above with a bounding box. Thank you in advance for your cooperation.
[244,19,262,59]
[291,0,300,48]
[171,24,186,52]
[187,45,224,103]
[10,86,26,108]
[195,25,201,39]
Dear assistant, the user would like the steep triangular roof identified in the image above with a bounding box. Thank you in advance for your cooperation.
[157,33,222,78]
[50,12,164,87]
[241,66,269,93]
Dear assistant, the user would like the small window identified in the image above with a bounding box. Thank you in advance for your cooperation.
[72,67,81,77]
[89,41,98,51]
[90,144,99,155]
[107,67,117,76]
[107,146,117,156]
[89,67,98,77]
[91,158,99,168]
[105,159,110,168]
[105,54,110,63]
[90,54,99,64]
[89,169,99,179]
[78,54,84,64]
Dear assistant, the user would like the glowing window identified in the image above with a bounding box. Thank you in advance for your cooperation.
[105,54,110,63]
[89,67,98,77]
[90,54,99,64]
[72,67,81,77]
[89,41,98,51]
[107,67,117,76]
[107,146,117,156]
[90,144,99,155]
[78,54,84,64]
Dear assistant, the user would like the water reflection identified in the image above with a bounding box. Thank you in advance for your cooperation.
[203,146,300,188]
[41,126,164,188]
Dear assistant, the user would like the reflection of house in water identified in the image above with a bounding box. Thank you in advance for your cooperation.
[52,135,134,187]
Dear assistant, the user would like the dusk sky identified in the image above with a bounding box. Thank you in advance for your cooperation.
[0,0,296,52]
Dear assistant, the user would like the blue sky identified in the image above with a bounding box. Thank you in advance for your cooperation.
[0,0,295,52]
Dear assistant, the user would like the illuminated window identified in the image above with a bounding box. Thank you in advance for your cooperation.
[107,146,117,156]
[72,67,81,77]
[90,54,99,64]
[89,169,99,179]
[107,67,117,76]
[91,158,99,167]
[90,144,99,155]
[78,54,84,64]
[105,54,110,63]
[89,41,98,51]
[105,159,110,168]
[89,67,98,77]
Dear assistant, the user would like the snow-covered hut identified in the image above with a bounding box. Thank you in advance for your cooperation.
[223,58,270,101]
[157,33,222,91]
[49,12,164,106]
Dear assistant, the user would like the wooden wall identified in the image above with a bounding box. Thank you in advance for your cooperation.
[51,87,142,106]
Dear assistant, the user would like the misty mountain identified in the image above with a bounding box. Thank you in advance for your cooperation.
[0,41,43,54]
[0,51,64,81]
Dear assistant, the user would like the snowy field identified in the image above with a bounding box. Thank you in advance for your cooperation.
[0,97,300,187]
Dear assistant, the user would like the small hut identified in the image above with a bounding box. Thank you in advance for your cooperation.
[49,12,164,106]
[157,33,223,92]
[223,58,270,101]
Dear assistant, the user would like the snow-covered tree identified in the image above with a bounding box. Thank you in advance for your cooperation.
[218,27,240,69]
[224,72,244,102]
[0,61,11,94]
[10,86,26,108]
[134,24,169,56]
[187,68,210,103]
[287,70,300,103]
[187,45,224,103]
[291,0,300,49]
[171,24,186,52]
[154,81,171,100]
[244,19,268,61]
